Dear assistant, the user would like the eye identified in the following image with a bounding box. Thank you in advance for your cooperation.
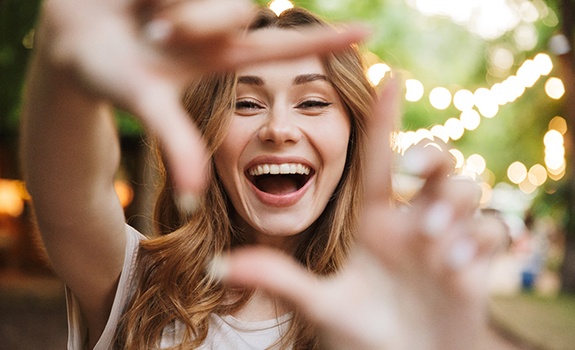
[296,99,333,109]
[235,99,265,115]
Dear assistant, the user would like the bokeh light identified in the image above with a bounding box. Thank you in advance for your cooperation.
[444,118,464,140]
[367,63,391,86]
[429,87,452,110]
[466,153,486,175]
[405,79,425,102]
[449,148,465,168]
[528,164,547,186]
[507,161,527,184]
[269,0,294,16]
[460,109,481,130]
[545,77,565,99]
[549,116,567,134]
[453,89,474,111]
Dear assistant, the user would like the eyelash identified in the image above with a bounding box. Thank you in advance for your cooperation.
[234,99,332,111]
[296,100,332,109]
[235,100,263,110]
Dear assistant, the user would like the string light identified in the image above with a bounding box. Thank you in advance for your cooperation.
[366,43,559,195]
[405,79,424,102]
[545,77,565,99]
[429,87,452,110]
[367,63,391,86]
[453,89,474,111]
[508,161,528,184]
[269,0,294,16]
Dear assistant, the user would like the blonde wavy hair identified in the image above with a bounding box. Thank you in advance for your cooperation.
[115,7,375,349]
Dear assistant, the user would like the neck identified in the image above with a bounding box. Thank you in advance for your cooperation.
[231,289,290,322]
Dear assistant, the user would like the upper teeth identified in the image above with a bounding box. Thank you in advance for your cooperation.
[248,163,311,176]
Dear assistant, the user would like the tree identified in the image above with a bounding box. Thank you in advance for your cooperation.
[555,0,575,293]
[0,0,40,179]
[2,0,573,291]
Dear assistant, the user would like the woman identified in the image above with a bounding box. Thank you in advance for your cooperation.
[21,0,508,349]
[113,8,373,348]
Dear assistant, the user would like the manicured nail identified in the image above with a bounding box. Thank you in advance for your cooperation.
[175,192,200,215]
[422,201,453,237]
[206,254,230,281]
[143,19,172,43]
[447,238,477,270]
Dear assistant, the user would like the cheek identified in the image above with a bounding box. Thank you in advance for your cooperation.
[318,117,351,168]
[214,118,250,165]
[214,130,244,186]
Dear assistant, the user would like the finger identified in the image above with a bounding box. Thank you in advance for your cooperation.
[132,83,209,208]
[223,25,371,68]
[363,77,401,206]
[145,0,255,44]
[397,143,454,192]
[469,213,509,257]
[212,247,324,316]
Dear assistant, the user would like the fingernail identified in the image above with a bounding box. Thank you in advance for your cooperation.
[143,19,172,43]
[175,192,201,215]
[447,238,477,270]
[422,201,453,237]
[398,148,429,176]
[206,254,230,282]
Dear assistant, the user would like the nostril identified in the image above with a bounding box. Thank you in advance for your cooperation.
[258,118,303,144]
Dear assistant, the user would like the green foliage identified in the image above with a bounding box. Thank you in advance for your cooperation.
[0,0,565,185]
[0,0,41,135]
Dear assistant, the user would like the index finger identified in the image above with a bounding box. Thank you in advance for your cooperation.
[363,77,402,205]
[223,24,371,68]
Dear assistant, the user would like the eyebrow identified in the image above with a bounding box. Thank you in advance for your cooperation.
[237,75,264,86]
[293,73,329,85]
[237,73,329,86]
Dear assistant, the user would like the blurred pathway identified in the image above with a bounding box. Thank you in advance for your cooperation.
[0,270,67,350]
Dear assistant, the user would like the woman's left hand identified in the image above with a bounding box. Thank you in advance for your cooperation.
[212,78,508,350]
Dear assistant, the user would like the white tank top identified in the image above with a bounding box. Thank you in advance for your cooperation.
[65,225,292,349]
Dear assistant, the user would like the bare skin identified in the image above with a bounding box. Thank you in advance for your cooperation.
[21,0,513,349]
[20,0,367,347]
[217,80,512,350]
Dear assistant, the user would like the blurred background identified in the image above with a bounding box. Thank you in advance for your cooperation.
[1,0,574,349]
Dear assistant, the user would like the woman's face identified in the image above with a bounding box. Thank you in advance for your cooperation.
[213,54,351,249]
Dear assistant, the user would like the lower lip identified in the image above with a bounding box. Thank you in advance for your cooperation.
[248,176,313,207]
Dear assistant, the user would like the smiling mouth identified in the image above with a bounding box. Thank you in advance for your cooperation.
[247,163,313,195]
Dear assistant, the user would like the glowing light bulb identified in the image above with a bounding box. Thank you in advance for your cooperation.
[444,118,464,140]
[544,129,564,148]
[534,53,553,75]
[460,109,481,130]
[453,89,474,111]
[467,154,486,175]
[429,87,452,110]
[507,161,527,184]
[545,77,565,99]
[405,79,424,102]
[528,164,547,186]
[549,116,567,134]
[367,63,391,86]
[269,0,294,16]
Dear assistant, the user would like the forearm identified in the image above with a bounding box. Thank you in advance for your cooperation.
[21,47,122,229]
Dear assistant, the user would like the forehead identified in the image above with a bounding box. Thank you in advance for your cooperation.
[236,55,327,81]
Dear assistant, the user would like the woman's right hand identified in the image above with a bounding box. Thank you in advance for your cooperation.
[36,0,369,199]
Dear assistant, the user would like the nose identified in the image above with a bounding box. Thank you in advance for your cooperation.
[258,106,303,145]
